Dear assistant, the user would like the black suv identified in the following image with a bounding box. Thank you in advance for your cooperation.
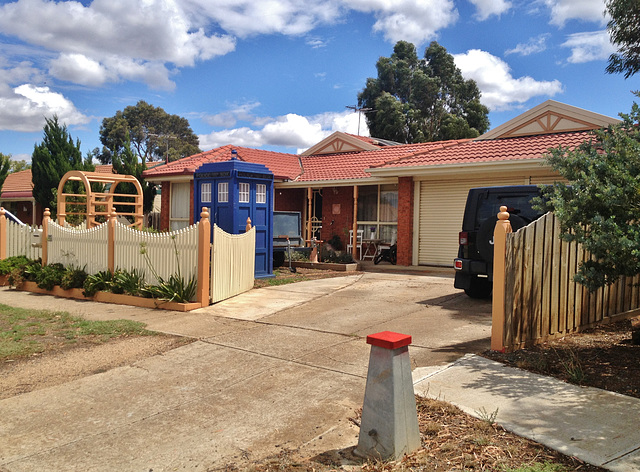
[454,185,545,298]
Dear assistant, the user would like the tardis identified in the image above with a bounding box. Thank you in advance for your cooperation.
[193,153,274,278]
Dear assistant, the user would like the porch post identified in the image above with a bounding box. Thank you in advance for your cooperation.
[352,185,359,260]
[491,206,512,352]
[306,187,313,243]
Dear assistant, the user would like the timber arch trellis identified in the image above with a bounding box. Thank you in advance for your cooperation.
[57,170,144,229]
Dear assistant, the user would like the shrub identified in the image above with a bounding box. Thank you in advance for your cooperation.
[60,265,88,290]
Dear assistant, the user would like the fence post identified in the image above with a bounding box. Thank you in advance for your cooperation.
[0,207,6,260]
[197,208,211,307]
[491,206,512,352]
[42,208,50,266]
[108,211,116,274]
[245,217,252,232]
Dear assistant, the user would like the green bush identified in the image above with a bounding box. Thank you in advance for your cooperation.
[0,256,30,275]
[60,266,88,290]
[321,247,355,263]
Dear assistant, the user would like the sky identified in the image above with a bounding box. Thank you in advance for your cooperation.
[0,0,637,163]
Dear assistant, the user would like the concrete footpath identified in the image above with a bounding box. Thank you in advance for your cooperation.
[414,355,640,471]
[0,272,639,471]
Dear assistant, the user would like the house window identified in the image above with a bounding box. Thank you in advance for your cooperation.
[256,184,266,204]
[239,182,250,203]
[201,183,211,203]
[170,182,190,231]
[218,182,229,203]
[357,184,398,242]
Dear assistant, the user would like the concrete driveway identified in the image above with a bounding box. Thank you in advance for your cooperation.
[0,271,491,471]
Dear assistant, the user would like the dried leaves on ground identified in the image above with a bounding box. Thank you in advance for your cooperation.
[232,397,603,472]
[483,318,640,399]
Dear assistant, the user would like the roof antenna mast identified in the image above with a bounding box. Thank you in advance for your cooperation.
[346,105,374,136]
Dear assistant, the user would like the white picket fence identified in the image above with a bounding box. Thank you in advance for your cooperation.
[114,223,198,285]
[2,211,257,306]
[48,221,109,274]
[5,222,42,260]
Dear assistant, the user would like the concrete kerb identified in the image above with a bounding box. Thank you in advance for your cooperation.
[413,354,640,471]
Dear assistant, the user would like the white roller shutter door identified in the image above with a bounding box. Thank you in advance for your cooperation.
[417,178,525,266]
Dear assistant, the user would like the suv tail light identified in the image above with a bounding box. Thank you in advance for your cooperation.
[454,259,463,270]
[459,231,469,246]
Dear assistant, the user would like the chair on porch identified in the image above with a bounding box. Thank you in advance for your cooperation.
[376,229,397,256]
[346,229,364,260]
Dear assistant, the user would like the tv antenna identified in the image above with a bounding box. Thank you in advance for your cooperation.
[346,105,375,136]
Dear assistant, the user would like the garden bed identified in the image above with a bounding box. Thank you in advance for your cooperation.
[1,277,202,312]
[291,261,359,271]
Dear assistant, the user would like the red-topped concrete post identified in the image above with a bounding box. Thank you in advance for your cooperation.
[355,331,421,461]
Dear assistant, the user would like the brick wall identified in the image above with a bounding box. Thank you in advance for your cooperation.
[397,177,414,266]
[321,186,353,250]
[275,188,306,212]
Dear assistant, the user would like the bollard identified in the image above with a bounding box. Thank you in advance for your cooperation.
[355,331,421,461]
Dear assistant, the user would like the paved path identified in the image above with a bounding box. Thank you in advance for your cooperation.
[0,271,492,471]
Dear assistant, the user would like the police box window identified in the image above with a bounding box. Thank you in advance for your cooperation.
[218,182,229,203]
[256,184,266,204]
[201,183,212,203]
[239,182,250,203]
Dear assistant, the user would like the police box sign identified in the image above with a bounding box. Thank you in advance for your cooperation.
[194,171,231,178]
[237,171,274,180]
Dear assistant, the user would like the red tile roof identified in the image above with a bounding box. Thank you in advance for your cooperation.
[375,131,593,169]
[297,140,467,181]
[142,145,302,180]
[1,170,33,199]
[1,165,114,200]
[141,130,596,184]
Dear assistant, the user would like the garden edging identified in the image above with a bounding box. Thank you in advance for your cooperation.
[0,277,202,312]
[290,261,359,271]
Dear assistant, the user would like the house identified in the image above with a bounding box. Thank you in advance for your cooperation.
[0,165,114,226]
[142,100,621,267]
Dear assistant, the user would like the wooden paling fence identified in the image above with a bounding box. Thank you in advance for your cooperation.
[492,209,640,352]
[0,207,257,306]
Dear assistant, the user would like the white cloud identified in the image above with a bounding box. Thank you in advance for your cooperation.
[0,84,90,132]
[198,110,366,152]
[469,0,512,20]
[347,0,458,44]
[454,49,564,110]
[505,34,551,56]
[561,30,615,63]
[541,0,608,26]
[0,0,236,90]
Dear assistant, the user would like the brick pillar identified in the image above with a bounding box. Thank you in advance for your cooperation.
[397,177,414,266]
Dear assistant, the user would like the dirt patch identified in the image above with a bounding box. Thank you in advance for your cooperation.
[483,318,640,399]
[0,335,192,400]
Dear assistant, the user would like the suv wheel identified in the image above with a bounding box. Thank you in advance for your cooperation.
[464,277,492,299]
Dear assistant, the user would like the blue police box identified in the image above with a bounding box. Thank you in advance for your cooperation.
[193,152,274,278]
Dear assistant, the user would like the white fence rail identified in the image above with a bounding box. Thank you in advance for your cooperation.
[114,223,199,285]
[211,225,255,303]
[5,222,42,260]
[48,221,109,275]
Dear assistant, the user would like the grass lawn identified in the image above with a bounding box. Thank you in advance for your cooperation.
[0,303,155,361]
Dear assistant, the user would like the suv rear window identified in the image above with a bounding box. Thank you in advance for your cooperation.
[473,192,540,229]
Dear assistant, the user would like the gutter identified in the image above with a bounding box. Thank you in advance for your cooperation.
[366,158,548,178]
